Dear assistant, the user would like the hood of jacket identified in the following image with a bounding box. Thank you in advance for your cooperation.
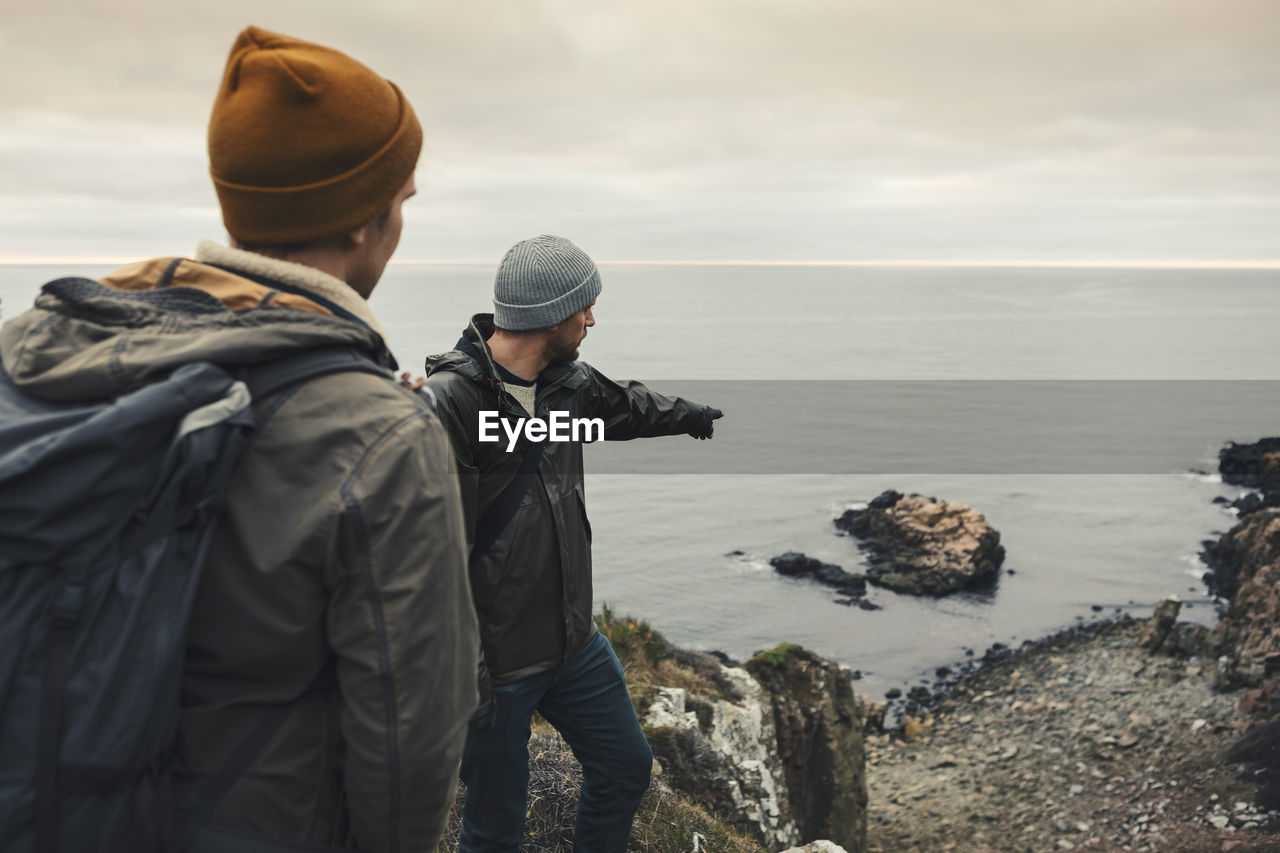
[423,313,498,386]
[1,243,395,403]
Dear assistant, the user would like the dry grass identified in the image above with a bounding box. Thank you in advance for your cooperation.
[597,604,744,715]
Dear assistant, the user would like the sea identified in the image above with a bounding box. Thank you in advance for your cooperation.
[4,262,1279,705]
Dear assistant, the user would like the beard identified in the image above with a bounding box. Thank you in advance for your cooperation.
[544,331,584,365]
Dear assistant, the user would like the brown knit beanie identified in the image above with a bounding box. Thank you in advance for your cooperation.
[208,26,422,245]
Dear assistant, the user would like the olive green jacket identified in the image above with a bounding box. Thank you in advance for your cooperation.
[0,244,477,852]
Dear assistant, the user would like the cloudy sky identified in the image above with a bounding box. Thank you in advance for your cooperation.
[1,0,1277,263]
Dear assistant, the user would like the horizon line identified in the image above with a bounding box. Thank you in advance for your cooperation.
[1,257,1279,270]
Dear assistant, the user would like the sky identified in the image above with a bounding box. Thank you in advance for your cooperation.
[1,0,1278,263]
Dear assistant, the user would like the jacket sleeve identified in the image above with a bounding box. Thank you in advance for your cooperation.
[324,408,478,852]
[421,375,480,542]
[582,364,715,441]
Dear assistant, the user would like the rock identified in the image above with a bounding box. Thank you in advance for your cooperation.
[905,685,933,714]
[1223,719,1280,810]
[1201,509,1280,602]
[1137,596,1181,653]
[644,644,869,851]
[1232,491,1267,518]
[647,687,700,730]
[833,491,1005,596]
[771,552,868,597]
[903,717,931,740]
[644,669,799,847]
[862,701,887,733]
[779,842,849,853]
[1162,622,1211,658]
[1204,510,1280,703]
[747,644,868,852]
[1219,438,1280,505]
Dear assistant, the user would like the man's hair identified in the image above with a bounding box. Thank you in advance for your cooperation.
[235,203,396,257]
[493,324,549,338]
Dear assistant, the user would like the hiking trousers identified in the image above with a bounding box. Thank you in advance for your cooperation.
[457,631,653,853]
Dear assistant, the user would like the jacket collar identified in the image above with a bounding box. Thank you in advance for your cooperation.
[425,313,588,395]
[194,240,388,340]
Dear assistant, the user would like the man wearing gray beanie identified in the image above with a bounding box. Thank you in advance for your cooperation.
[424,234,722,852]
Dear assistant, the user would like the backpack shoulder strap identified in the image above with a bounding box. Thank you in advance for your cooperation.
[242,346,390,400]
[172,347,390,849]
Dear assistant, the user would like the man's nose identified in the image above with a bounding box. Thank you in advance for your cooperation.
[585,309,595,327]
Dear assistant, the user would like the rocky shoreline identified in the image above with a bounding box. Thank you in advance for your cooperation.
[861,437,1280,852]
[866,616,1280,852]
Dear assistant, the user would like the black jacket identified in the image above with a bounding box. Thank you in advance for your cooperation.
[424,314,715,692]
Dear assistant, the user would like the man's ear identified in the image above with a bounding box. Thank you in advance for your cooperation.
[344,222,370,249]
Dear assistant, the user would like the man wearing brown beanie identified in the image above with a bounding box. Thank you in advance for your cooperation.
[0,26,476,853]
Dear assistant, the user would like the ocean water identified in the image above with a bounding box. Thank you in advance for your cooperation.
[4,262,1279,704]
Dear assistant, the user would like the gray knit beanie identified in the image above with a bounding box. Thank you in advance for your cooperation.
[493,234,603,331]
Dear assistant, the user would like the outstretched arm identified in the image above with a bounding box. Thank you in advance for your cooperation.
[583,364,723,441]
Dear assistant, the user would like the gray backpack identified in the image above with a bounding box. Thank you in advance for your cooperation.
[0,277,385,852]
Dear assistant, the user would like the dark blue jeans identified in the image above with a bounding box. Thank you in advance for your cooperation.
[458,631,653,853]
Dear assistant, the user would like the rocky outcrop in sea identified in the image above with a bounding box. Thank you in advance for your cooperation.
[768,552,878,608]
[833,490,1005,596]
[769,552,866,597]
